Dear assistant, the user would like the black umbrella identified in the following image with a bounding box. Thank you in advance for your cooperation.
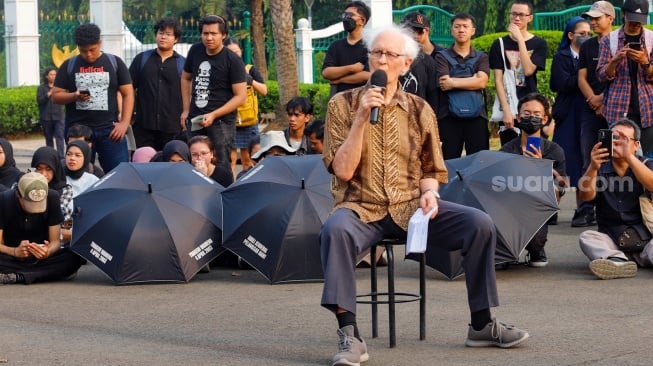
[412,150,558,279]
[71,162,225,284]
[221,155,333,283]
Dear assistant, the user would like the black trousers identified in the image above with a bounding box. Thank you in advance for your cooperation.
[438,115,490,160]
[0,250,84,284]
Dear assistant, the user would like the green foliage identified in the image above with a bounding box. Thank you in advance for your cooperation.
[258,80,330,118]
[0,86,41,135]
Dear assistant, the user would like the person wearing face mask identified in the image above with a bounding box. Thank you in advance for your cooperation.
[550,16,591,227]
[322,1,371,98]
[501,93,567,267]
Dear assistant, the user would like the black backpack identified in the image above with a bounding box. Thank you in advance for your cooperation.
[438,50,484,119]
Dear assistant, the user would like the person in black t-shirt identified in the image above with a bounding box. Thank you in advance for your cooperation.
[0,173,83,285]
[181,15,247,172]
[574,1,615,227]
[322,1,371,97]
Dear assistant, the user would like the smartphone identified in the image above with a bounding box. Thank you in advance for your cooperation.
[629,42,642,50]
[79,89,90,95]
[598,129,613,158]
[526,136,541,153]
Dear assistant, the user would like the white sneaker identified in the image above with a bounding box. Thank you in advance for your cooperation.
[332,325,369,366]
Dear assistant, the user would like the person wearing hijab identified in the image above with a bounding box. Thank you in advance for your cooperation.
[31,146,73,225]
[550,16,592,225]
[162,140,191,163]
[64,140,99,197]
[132,146,157,163]
[0,138,23,189]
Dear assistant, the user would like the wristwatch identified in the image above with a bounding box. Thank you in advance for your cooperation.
[424,189,440,201]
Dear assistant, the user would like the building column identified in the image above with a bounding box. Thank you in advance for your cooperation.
[364,0,393,29]
[296,18,313,84]
[90,0,123,59]
[4,0,39,86]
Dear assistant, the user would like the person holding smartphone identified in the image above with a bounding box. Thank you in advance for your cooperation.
[597,0,653,158]
[500,93,567,267]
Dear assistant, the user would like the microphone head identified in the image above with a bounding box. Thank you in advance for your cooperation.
[370,70,387,88]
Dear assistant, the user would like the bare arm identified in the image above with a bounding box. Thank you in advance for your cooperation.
[322,62,364,82]
[252,80,267,96]
[439,71,489,91]
[51,86,88,105]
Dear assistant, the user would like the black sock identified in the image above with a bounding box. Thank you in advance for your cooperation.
[336,311,361,340]
[471,308,492,331]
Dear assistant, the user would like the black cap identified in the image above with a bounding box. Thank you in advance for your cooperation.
[401,12,429,29]
[623,0,649,24]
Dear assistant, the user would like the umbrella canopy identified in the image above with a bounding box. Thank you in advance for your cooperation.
[413,150,558,279]
[71,162,225,284]
[222,155,333,283]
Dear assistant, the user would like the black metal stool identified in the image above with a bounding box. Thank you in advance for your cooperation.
[356,238,426,348]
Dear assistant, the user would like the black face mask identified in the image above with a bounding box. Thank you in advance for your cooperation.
[342,17,357,33]
[518,116,543,135]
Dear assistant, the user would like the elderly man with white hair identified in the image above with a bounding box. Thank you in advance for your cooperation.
[320,24,529,366]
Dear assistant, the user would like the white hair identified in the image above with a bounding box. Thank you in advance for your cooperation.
[363,24,420,61]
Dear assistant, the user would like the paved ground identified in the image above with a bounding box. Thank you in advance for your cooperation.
[3,137,653,365]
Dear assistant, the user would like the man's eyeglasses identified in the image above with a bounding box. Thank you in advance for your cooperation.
[369,50,405,60]
[612,134,638,142]
[510,12,531,19]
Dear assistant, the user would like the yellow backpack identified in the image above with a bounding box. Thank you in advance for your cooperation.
[237,65,258,127]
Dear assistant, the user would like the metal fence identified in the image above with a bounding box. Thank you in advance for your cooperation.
[533,5,627,30]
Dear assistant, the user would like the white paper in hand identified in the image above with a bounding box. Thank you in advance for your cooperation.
[406,207,436,254]
[190,115,204,131]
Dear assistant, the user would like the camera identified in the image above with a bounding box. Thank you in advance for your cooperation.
[598,129,613,159]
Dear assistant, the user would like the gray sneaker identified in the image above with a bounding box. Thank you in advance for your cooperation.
[465,318,529,348]
[332,325,369,366]
[589,258,637,280]
[0,273,17,284]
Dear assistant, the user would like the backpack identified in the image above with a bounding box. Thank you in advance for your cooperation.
[438,50,484,119]
[237,65,259,127]
[138,49,185,78]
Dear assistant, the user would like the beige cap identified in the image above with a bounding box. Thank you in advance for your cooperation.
[17,172,49,213]
[583,1,616,18]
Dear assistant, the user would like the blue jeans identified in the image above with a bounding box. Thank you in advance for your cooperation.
[187,119,235,172]
[90,125,129,173]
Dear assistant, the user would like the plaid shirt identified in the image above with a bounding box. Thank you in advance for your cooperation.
[597,28,653,127]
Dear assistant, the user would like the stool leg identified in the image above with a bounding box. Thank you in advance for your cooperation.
[387,244,396,348]
[419,252,426,340]
[370,245,378,338]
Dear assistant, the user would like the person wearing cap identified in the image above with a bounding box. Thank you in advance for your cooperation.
[321,24,528,366]
[322,1,371,98]
[575,1,616,227]
[283,97,315,156]
[0,172,84,284]
[401,11,442,58]
[489,0,548,145]
[250,130,297,162]
[598,0,653,157]
[434,13,490,159]
[399,12,439,114]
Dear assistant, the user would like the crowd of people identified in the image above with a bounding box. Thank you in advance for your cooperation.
[5,0,653,365]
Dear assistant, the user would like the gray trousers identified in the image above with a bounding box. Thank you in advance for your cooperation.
[579,230,653,267]
[320,200,499,315]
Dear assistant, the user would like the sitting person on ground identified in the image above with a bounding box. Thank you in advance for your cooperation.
[304,118,325,154]
[189,135,234,187]
[0,172,84,284]
[578,118,653,279]
[31,146,73,228]
[251,130,297,162]
[236,136,261,180]
[0,138,24,188]
[152,140,191,163]
[321,24,528,366]
[64,140,100,197]
[66,124,104,178]
[131,146,157,163]
[500,93,567,267]
[284,97,315,155]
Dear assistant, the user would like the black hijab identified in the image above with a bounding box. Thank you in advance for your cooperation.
[31,146,67,192]
[64,140,90,180]
[0,138,23,187]
[162,140,191,163]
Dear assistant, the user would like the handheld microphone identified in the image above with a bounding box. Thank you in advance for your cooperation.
[369,70,387,125]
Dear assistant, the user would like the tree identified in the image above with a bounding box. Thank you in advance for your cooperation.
[250,0,268,80]
[270,0,298,122]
